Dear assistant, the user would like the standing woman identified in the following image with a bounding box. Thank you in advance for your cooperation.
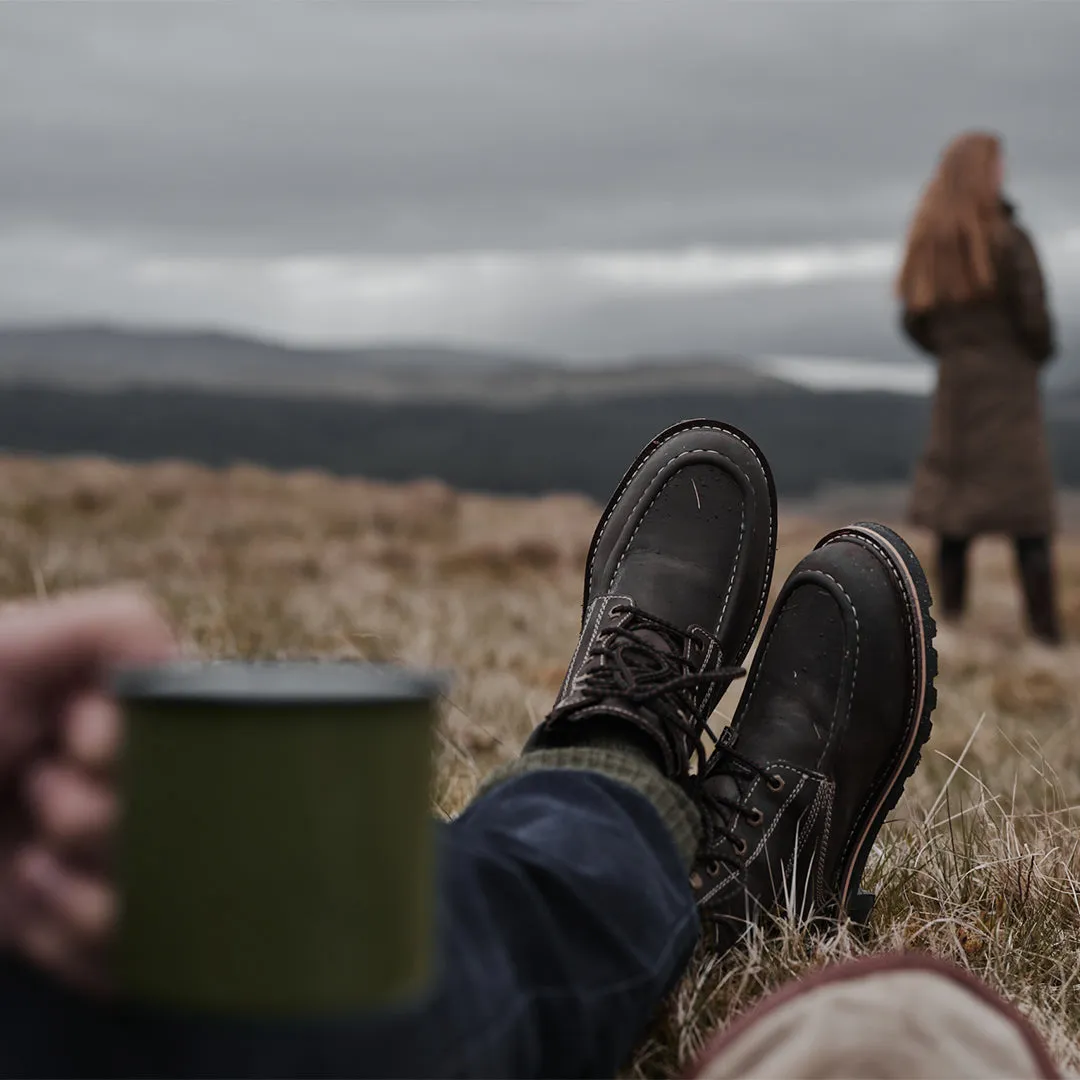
[898,131,1062,644]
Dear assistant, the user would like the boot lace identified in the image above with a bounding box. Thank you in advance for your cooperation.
[697,744,779,876]
[567,603,744,773]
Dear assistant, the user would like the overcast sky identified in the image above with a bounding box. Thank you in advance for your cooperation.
[3,3,1080,370]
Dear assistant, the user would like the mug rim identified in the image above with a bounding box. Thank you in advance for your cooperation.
[111,659,448,705]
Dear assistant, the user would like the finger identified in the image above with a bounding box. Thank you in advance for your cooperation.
[15,915,109,996]
[0,589,177,689]
[0,591,175,787]
[62,692,122,774]
[13,847,116,948]
[25,763,116,857]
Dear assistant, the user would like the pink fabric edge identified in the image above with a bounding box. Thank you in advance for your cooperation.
[684,951,1061,1079]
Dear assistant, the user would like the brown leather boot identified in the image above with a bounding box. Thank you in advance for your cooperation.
[692,523,938,945]
[525,418,777,778]
[1016,537,1062,645]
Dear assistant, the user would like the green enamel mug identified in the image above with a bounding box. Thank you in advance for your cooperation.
[111,660,444,1016]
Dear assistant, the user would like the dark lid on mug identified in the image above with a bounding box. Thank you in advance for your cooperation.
[111,660,448,706]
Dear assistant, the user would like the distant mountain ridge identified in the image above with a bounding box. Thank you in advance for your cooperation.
[0,323,793,404]
[1,322,1079,501]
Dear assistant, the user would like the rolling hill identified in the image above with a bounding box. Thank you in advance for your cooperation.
[1,323,1079,501]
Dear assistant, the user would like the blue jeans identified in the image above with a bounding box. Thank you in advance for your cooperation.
[0,770,700,1078]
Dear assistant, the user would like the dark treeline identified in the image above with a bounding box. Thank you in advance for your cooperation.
[2,381,1080,500]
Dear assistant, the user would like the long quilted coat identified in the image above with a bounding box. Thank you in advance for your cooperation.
[902,203,1057,538]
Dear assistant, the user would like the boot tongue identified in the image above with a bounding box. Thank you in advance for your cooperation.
[569,611,680,708]
[625,625,678,660]
[701,727,754,809]
[699,760,753,855]
[607,609,684,677]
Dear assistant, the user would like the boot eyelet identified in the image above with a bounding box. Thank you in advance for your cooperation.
[768,774,785,792]
[746,807,764,827]
[706,859,723,876]
[733,837,748,857]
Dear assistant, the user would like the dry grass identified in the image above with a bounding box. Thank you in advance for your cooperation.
[4,453,1080,1074]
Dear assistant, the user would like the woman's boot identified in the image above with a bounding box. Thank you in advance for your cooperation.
[938,536,970,620]
[1016,536,1063,645]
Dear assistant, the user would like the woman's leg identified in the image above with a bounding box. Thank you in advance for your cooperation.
[938,536,970,619]
[1015,536,1063,644]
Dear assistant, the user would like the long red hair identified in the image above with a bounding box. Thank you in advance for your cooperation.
[895,131,1006,312]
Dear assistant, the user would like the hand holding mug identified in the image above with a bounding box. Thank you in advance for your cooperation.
[0,590,177,990]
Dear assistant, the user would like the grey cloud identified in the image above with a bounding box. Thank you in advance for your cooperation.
[1,3,1079,365]
[2,4,1079,256]
[526,280,926,363]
